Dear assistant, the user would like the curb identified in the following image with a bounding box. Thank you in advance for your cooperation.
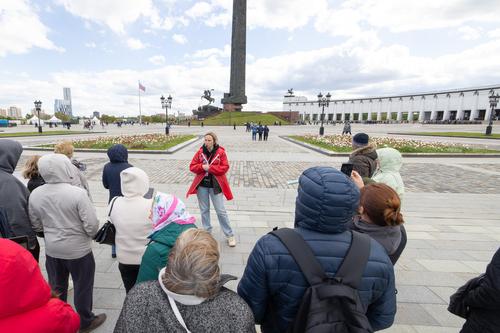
[0,131,107,138]
[280,136,500,158]
[388,132,500,140]
[23,135,202,155]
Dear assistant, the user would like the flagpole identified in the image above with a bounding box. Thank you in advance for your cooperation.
[138,81,142,125]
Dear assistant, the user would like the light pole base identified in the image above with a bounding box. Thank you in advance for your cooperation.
[38,126,43,133]
[319,126,325,136]
[486,125,492,135]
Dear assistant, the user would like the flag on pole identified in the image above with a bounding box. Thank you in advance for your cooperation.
[139,82,146,92]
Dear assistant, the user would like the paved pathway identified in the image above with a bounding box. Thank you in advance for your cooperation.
[9,124,500,332]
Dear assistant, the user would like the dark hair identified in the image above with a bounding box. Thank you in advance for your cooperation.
[360,183,404,227]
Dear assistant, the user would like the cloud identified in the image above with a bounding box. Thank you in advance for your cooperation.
[458,26,483,40]
[0,1,64,57]
[488,28,500,38]
[149,55,166,65]
[185,2,212,19]
[172,34,188,44]
[190,45,231,59]
[57,0,155,34]
[126,38,146,50]
[85,42,97,48]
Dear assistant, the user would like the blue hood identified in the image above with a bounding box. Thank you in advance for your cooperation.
[294,166,360,234]
[107,144,128,163]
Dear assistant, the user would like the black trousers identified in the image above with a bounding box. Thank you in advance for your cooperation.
[45,252,96,329]
[118,263,141,293]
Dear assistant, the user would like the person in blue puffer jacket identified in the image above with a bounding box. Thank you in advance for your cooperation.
[237,166,396,332]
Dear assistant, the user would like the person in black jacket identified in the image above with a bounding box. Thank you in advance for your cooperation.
[22,155,45,193]
[263,126,269,141]
[460,247,500,333]
[102,144,132,258]
[257,125,263,141]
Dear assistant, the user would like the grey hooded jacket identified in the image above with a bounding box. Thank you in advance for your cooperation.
[29,154,99,259]
[0,139,36,247]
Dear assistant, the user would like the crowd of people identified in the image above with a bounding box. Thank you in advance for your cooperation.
[245,122,270,141]
[0,129,499,333]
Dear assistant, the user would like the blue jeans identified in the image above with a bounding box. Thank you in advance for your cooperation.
[252,132,257,141]
[197,187,233,237]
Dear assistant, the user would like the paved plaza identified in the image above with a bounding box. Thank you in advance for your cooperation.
[9,123,500,332]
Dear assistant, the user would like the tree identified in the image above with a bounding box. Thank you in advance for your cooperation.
[25,114,33,120]
[101,114,117,123]
[55,112,70,122]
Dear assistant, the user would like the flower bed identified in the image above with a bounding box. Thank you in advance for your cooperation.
[43,134,196,150]
[291,135,499,154]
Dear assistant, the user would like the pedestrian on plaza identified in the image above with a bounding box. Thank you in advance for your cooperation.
[0,139,39,261]
[108,167,153,292]
[54,141,91,199]
[342,120,351,135]
[0,239,81,333]
[251,125,257,141]
[115,229,255,333]
[263,125,270,141]
[22,155,45,193]
[201,121,204,127]
[238,166,396,332]
[234,122,237,130]
[186,132,236,247]
[452,247,500,333]
[347,132,378,178]
[29,154,106,332]
[372,147,405,202]
[136,193,196,283]
[348,175,407,265]
[258,124,263,141]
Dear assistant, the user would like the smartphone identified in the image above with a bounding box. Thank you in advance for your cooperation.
[340,163,354,176]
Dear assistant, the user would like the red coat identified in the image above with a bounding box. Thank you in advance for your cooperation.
[0,239,80,333]
[187,146,233,200]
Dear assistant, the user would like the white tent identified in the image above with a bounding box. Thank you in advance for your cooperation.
[28,116,44,125]
[48,115,62,123]
[91,116,100,123]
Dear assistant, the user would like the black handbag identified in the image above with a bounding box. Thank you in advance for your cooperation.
[448,274,485,318]
[93,197,118,245]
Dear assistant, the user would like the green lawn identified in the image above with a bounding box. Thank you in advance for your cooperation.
[0,131,91,138]
[191,111,288,126]
[291,135,500,154]
[40,134,196,150]
[405,132,500,139]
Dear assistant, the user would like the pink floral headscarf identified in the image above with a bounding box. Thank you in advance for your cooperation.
[151,192,196,233]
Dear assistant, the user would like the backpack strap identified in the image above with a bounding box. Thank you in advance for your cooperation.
[107,196,119,219]
[270,228,326,286]
[335,231,371,289]
[389,225,407,265]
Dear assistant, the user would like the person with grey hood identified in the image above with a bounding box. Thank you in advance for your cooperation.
[0,139,39,261]
[29,153,106,333]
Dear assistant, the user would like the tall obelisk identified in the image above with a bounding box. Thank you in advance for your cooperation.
[221,0,247,112]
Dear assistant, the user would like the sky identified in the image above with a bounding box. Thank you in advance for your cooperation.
[1,0,500,117]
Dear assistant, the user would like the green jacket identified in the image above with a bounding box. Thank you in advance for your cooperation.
[136,223,196,284]
[372,147,405,201]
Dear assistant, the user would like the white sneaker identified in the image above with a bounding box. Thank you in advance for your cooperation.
[227,236,236,247]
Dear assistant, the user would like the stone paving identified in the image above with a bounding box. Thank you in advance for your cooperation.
[8,123,500,332]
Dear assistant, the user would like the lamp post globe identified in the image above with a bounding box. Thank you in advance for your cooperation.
[486,92,499,135]
[34,100,42,133]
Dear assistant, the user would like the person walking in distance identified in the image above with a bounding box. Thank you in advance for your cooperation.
[263,125,270,141]
[342,120,351,135]
[186,132,236,247]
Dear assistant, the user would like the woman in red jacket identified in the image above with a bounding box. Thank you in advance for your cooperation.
[187,132,236,247]
[0,238,80,333]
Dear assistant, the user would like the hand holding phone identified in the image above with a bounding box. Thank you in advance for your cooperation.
[340,163,354,176]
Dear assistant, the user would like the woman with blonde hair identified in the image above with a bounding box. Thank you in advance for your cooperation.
[54,141,91,198]
[115,229,255,332]
[22,155,45,192]
[186,132,236,247]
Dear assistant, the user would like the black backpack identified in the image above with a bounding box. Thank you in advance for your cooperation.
[270,228,373,333]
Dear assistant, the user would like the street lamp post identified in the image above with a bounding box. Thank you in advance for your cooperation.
[317,92,331,136]
[161,94,173,135]
[486,92,499,135]
[34,100,42,133]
